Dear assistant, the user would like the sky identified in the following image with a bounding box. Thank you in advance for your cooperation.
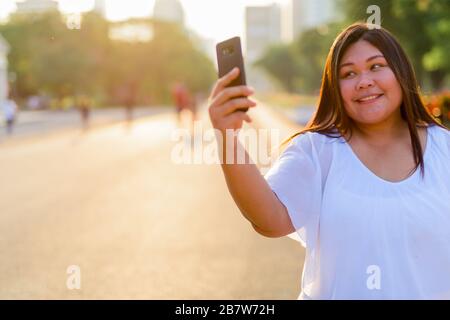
[0,0,289,43]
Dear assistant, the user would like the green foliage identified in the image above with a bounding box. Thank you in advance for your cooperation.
[140,20,216,104]
[0,12,215,106]
[254,44,299,92]
[291,25,339,94]
[256,23,341,94]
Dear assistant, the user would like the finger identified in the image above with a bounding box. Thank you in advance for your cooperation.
[213,85,254,107]
[243,112,252,123]
[223,111,243,128]
[219,98,257,116]
[229,110,252,124]
[210,67,240,99]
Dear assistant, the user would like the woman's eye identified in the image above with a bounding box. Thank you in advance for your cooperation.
[342,71,355,79]
[371,63,384,70]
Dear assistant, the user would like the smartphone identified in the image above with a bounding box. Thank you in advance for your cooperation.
[216,36,248,112]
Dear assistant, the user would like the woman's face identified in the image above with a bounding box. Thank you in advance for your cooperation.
[339,40,403,127]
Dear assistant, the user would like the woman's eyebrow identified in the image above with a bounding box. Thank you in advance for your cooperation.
[339,54,385,68]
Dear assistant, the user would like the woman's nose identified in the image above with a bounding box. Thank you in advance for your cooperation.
[356,72,375,90]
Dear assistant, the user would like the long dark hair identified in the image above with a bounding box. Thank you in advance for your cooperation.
[281,22,447,178]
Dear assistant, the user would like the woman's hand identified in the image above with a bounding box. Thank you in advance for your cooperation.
[208,67,257,133]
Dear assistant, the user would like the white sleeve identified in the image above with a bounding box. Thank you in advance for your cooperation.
[264,132,326,247]
[435,124,450,157]
[444,126,450,155]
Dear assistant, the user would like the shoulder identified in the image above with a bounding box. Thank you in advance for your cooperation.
[288,130,340,155]
[429,124,450,145]
[426,124,450,159]
[274,131,339,176]
[431,123,450,137]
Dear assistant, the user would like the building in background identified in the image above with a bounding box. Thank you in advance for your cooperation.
[15,0,58,14]
[153,0,185,27]
[93,0,107,17]
[245,4,282,91]
[0,34,10,107]
[290,0,339,41]
[245,4,281,61]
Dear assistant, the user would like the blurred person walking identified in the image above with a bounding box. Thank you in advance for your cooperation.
[2,96,18,135]
[123,81,138,125]
[76,94,91,131]
[172,81,196,136]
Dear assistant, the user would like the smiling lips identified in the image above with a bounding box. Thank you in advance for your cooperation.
[355,93,384,104]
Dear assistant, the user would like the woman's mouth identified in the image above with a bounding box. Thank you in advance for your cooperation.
[356,94,383,104]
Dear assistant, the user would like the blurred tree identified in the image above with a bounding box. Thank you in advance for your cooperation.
[254,44,299,92]
[291,25,339,94]
[0,13,49,97]
[0,11,109,100]
[106,19,215,105]
[414,0,450,90]
[145,20,215,103]
[256,24,340,94]
[0,13,215,106]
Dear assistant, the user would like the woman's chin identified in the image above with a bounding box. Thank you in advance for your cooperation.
[354,105,389,121]
[354,114,390,126]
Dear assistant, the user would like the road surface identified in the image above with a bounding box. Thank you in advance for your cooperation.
[0,106,167,140]
[0,107,305,299]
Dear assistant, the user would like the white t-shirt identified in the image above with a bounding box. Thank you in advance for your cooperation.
[264,124,450,299]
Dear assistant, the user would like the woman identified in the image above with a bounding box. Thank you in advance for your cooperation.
[208,23,450,299]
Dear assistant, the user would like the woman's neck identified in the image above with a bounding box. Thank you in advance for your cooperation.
[350,118,410,148]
